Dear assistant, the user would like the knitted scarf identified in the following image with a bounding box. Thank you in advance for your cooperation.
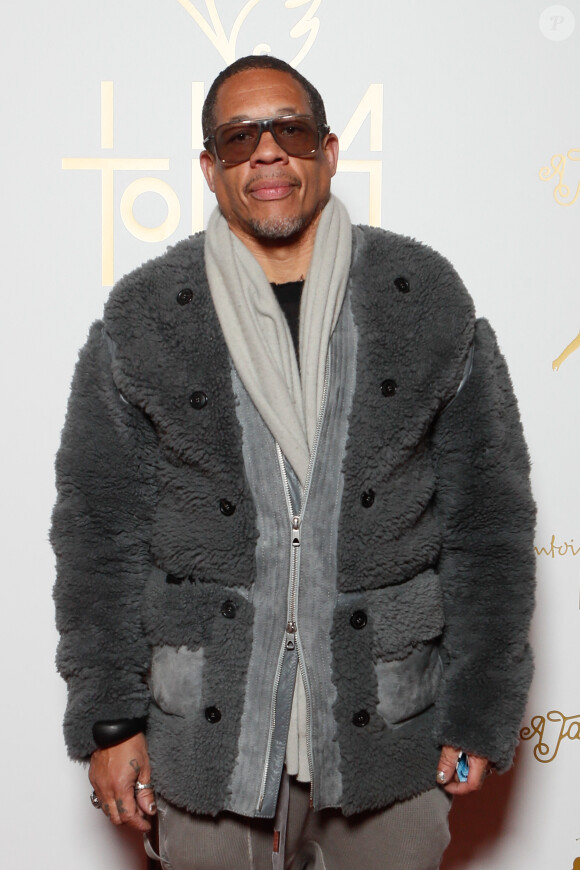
[204,195,352,485]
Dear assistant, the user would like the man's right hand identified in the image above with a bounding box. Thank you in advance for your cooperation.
[89,732,156,831]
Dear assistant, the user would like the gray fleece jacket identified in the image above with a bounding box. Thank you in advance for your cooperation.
[52,225,536,818]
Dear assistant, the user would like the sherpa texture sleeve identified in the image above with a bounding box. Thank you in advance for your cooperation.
[431,318,536,772]
[51,321,158,760]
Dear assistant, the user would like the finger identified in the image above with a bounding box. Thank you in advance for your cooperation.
[89,788,111,819]
[467,755,489,790]
[443,755,489,795]
[112,787,153,831]
[435,745,460,787]
[89,773,116,823]
[91,779,152,830]
[132,758,156,817]
[135,784,157,816]
[97,791,125,826]
[90,773,127,826]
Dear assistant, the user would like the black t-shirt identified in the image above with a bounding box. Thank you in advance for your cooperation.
[271,280,304,358]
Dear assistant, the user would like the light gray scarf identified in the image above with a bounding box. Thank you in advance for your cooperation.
[204,195,352,485]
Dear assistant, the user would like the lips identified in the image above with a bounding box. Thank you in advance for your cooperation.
[246,177,298,201]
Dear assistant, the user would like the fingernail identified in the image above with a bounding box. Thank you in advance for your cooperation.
[149,802,157,814]
[436,770,447,784]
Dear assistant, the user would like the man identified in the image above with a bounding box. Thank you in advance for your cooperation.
[52,56,536,870]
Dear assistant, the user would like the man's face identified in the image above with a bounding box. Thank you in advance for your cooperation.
[200,69,339,244]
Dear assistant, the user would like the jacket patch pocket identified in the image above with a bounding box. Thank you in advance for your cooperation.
[369,569,444,659]
[367,569,444,727]
[375,643,442,727]
[149,644,204,717]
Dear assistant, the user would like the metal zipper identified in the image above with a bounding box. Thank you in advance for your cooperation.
[256,354,331,812]
[256,639,288,811]
[294,363,331,808]
[256,452,300,811]
[277,455,302,652]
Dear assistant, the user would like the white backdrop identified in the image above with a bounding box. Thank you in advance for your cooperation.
[2,1,579,867]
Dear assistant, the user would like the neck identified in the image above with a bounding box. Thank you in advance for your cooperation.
[229,212,321,283]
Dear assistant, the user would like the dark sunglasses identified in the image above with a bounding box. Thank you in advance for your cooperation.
[204,114,330,166]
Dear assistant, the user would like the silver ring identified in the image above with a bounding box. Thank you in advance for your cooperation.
[90,790,102,809]
[135,780,154,792]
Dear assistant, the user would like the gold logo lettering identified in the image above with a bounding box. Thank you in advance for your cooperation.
[120,178,181,243]
[62,82,180,284]
[62,156,170,285]
[286,0,321,67]
[539,149,580,206]
[337,84,383,226]
[64,76,386,281]
[534,535,580,558]
[520,711,580,763]
[553,330,580,370]
[175,0,320,66]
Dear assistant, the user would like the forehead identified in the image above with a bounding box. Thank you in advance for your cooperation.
[214,69,311,125]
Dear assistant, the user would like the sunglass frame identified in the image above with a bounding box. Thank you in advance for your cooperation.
[204,114,330,166]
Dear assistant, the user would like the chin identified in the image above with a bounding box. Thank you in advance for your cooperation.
[246,214,308,240]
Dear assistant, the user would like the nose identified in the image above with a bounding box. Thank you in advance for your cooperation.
[249,130,288,166]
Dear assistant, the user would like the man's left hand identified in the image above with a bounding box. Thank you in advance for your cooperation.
[89,733,155,830]
[436,746,491,794]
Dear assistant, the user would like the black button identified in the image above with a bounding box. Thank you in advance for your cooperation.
[205,706,221,724]
[350,610,368,630]
[394,276,410,293]
[360,489,375,508]
[176,288,193,305]
[352,710,370,727]
[380,379,397,397]
[166,574,184,585]
[221,599,237,619]
[189,390,208,409]
[219,499,236,516]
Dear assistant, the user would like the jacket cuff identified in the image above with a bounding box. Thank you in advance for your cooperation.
[433,641,534,772]
[62,671,150,760]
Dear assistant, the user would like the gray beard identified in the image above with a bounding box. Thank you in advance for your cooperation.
[246,214,307,240]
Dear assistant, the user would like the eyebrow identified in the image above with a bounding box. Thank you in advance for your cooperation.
[222,108,301,124]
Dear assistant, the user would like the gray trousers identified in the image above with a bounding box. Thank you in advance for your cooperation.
[152,775,451,870]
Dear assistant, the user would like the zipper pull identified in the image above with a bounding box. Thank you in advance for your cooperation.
[286,620,296,650]
[291,515,301,547]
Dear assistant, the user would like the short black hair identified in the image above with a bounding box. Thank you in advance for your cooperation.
[202,55,328,144]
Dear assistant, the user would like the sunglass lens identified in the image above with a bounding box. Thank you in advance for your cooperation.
[272,118,318,156]
[216,123,260,164]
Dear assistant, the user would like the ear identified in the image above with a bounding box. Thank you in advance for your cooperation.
[200,150,217,192]
[322,132,339,178]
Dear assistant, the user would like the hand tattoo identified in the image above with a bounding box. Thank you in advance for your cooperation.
[115,798,127,815]
[129,758,141,776]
